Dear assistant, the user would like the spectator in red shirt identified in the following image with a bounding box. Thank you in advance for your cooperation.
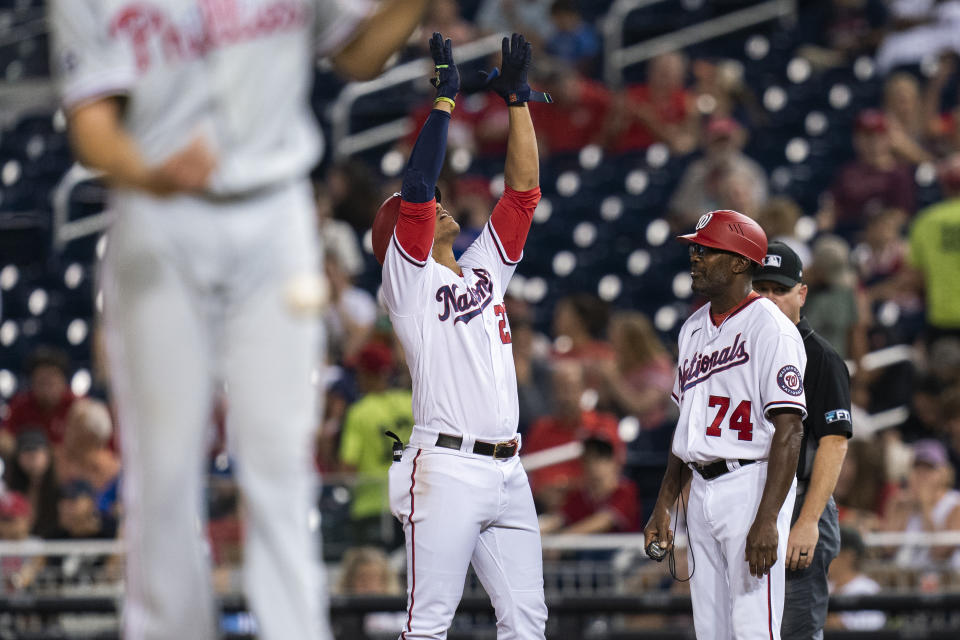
[821,110,916,240]
[541,436,640,534]
[529,63,611,156]
[0,347,76,458]
[552,292,615,363]
[609,51,698,155]
[3,430,61,539]
[598,311,676,434]
[524,360,622,514]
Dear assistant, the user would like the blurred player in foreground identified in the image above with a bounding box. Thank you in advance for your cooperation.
[50,1,430,638]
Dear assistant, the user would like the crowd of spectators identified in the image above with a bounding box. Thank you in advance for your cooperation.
[3,1,960,630]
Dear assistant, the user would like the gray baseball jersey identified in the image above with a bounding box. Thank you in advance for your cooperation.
[49,2,375,640]
[50,0,372,195]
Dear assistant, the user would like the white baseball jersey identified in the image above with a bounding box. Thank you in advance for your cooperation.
[671,295,808,463]
[384,187,548,639]
[50,0,372,195]
[381,193,537,444]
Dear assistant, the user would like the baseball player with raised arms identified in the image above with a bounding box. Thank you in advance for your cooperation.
[49,2,430,639]
[644,210,807,640]
[375,33,549,639]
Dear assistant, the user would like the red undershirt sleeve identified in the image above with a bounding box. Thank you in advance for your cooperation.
[393,198,436,265]
[489,185,540,263]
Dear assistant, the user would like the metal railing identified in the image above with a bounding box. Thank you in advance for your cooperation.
[328,33,505,160]
[602,0,797,88]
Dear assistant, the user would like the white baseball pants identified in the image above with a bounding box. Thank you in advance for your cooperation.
[686,461,796,640]
[389,444,547,639]
[102,182,328,640]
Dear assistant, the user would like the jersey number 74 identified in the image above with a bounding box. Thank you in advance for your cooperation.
[706,396,753,441]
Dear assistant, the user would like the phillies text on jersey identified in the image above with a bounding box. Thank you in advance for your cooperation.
[50,0,372,195]
[671,296,808,463]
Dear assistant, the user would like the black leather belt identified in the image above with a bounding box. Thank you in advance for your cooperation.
[435,433,519,459]
[691,458,755,480]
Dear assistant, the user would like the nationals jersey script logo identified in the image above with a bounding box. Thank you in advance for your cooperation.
[436,269,495,324]
[108,1,309,71]
[678,332,750,392]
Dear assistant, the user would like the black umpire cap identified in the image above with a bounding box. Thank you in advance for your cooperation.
[754,241,803,287]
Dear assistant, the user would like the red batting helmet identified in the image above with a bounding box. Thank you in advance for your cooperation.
[676,209,767,264]
[372,193,402,265]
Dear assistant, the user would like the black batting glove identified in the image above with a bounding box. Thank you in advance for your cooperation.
[429,32,460,101]
[481,33,533,106]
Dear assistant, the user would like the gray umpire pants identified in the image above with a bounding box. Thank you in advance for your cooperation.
[782,492,841,640]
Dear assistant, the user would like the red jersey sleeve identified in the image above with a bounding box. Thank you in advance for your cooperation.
[393,198,436,264]
[489,185,541,263]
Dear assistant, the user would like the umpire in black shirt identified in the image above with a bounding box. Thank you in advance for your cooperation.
[753,242,853,640]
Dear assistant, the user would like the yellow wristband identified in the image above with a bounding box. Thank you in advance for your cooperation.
[434,96,456,111]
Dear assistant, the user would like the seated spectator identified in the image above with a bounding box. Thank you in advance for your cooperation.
[690,58,766,128]
[900,373,949,443]
[906,154,960,344]
[3,430,60,539]
[57,399,121,522]
[52,480,117,540]
[207,461,243,577]
[0,346,76,457]
[324,249,377,364]
[335,546,403,595]
[716,163,765,220]
[834,439,895,530]
[888,439,960,569]
[507,295,552,434]
[418,0,475,56]
[315,181,363,278]
[798,0,887,68]
[826,527,886,631]
[334,546,406,635]
[884,72,936,165]
[597,311,675,435]
[529,62,611,156]
[545,0,600,75]
[669,117,767,230]
[756,196,811,267]
[551,292,614,366]
[852,210,924,328]
[540,436,640,534]
[875,0,960,74]
[942,387,960,478]
[0,489,32,541]
[450,176,494,257]
[338,340,413,547]
[821,110,916,240]
[475,0,555,47]
[803,235,870,361]
[326,160,383,233]
[852,208,909,288]
[924,52,960,157]
[608,52,698,155]
[0,487,42,591]
[524,360,621,514]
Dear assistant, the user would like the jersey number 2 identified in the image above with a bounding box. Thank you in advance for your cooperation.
[706,396,753,441]
[494,304,512,344]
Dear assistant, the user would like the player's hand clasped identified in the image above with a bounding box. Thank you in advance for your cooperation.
[429,32,460,105]
[745,516,779,578]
